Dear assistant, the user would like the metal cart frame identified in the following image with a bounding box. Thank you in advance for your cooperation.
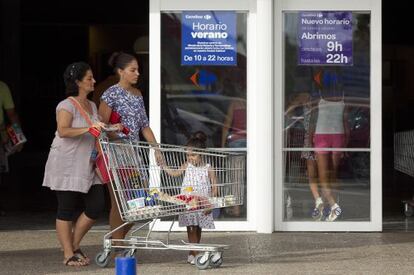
[95,139,245,270]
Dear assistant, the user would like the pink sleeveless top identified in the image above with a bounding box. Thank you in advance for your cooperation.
[229,108,246,140]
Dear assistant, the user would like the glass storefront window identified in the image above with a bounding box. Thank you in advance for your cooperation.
[160,12,247,221]
[283,12,371,222]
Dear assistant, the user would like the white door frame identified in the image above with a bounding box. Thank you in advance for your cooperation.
[274,0,382,231]
[149,0,274,232]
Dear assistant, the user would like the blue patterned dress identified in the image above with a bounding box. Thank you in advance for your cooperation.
[101,84,149,141]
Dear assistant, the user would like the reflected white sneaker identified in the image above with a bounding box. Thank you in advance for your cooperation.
[211,252,221,263]
[311,197,324,221]
[187,255,195,265]
[326,203,342,222]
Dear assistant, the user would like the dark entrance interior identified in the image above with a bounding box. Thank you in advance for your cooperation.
[0,0,149,226]
[382,2,414,230]
[0,0,412,230]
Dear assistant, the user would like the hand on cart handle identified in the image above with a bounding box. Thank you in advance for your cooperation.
[203,209,212,215]
[102,123,123,132]
[92,121,106,130]
[154,147,165,166]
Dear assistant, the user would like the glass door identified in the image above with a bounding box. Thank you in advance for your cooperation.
[149,0,255,231]
[275,1,382,231]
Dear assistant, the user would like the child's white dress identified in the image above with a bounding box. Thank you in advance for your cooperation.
[178,163,215,229]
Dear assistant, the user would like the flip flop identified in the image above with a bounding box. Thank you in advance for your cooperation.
[74,249,90,263]
[64,255,86,266]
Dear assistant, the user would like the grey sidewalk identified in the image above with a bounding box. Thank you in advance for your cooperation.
[1,228,414,275]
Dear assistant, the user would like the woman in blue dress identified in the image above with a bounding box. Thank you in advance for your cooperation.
[99,52,159,242]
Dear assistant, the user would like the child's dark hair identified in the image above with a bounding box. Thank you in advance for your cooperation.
[186,131,207,148]
[63,62,91,96]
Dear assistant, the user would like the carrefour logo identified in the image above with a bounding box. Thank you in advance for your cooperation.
[204,14,212,20]
[302,12,323,18]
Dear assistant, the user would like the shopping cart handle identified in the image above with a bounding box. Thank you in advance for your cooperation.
[102,126,119,132]
[181,240,229,249]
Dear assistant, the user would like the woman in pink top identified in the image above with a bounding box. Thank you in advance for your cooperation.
[313,68,350,222]
[222,99,246,148]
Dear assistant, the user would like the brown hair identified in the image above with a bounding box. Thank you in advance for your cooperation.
[63,62,91,96]
[186,131,207,148]
[108,52,137,73]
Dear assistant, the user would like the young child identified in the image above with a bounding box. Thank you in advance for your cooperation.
[162,131,217,264]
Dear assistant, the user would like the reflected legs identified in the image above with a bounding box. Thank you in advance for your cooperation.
[306,159,320,200]
[316,152,342,221]
[316,153,336,206]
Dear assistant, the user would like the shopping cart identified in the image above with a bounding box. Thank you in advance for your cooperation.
[94,138,245,270]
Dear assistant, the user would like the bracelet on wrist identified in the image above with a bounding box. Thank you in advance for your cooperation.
[88,127,101,137]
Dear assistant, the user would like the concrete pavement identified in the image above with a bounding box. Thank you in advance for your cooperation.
[1,228,414,275]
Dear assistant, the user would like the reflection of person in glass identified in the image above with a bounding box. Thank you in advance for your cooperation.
[313,67,349,222]
[221,79,246,149]
[285,92,321,220]
[221,81,246,217]
[161,67,190,145]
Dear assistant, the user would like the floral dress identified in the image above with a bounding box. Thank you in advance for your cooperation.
[178,163,215,229]
[101,84,149,141]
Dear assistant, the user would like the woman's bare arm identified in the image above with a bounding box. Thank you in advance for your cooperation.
[57,109,102,138]
[98,101,112,124]
[142,127,158,144]
[98,101,124,138]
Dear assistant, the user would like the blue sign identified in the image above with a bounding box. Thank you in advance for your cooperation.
[182,11,237,66]
[298,11,353,66]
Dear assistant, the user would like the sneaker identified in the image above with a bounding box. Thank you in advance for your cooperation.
[326,204,342,222]
[286,195,293,220]
[187,254,195,265]
[322,206,331,218]
[311,198,324,221]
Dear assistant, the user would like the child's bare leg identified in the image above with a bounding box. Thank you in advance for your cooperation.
[187,226,199,256]
[196,226,202,243]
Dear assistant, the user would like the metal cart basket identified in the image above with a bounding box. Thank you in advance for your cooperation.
[95,139,245,270]
[394,130,414,217]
